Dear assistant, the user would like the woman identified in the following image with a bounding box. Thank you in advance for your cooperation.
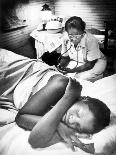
[58,16,107,82]
[15,74,110,153]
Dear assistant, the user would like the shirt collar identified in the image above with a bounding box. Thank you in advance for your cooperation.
[80,32,87,47]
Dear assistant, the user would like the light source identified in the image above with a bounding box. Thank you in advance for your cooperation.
[41,3,51,11]
[41,4,52,30]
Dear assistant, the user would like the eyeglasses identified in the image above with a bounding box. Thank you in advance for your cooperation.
[68,34,84,39]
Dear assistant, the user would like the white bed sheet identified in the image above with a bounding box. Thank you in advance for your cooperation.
[0,123,92,155]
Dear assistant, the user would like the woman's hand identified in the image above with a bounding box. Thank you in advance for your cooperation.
[57,56,70,74]
[64,78,82,100]
[57,65,68,74]
[57,65,72,74]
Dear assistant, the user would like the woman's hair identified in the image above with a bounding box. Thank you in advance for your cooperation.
[80,96,111,134]
[65,16,86,32]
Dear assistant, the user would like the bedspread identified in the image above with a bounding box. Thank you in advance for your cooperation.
[0,122,93,155]
[0,48,59,109]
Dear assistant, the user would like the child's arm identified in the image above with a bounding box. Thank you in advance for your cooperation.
[16,74,69,117]
[15,75,94,153]
[16,113,78,148]
[15,75,82,149]
[28,78,82,148]
[15,74,69,145]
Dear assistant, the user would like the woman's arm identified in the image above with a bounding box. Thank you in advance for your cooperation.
[58,59,97,74]
[28,78,82,148]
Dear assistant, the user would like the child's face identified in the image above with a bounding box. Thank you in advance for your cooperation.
[63,102,95,134]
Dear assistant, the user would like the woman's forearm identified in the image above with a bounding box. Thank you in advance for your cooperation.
[67,60,97,73]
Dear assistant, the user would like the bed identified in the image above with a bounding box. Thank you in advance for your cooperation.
[0,48,116,155]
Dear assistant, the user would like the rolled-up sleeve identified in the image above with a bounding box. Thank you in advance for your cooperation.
[86,35,105,61]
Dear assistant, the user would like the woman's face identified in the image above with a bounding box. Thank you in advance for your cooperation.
[63,102,95,134]
[67,28,84,46]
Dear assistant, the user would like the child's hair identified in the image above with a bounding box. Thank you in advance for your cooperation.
[65,16,86,32]
[80,96,111,134]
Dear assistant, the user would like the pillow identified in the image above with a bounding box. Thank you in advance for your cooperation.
[0,96,18,126]
[82,74,116,113]
[0,48,27,65]
[81,74,116,154]
[93,114,116,155]
[0,109,17,126]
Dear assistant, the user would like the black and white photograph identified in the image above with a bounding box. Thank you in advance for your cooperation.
[0,0,116,155]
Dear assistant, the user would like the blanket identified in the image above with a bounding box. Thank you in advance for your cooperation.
[0,48,59,109]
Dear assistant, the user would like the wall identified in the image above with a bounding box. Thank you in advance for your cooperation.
[0,0,54,58]
[54,0,116,30]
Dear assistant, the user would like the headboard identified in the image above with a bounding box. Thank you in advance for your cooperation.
[104,21,116,51]
[86,28,105,50]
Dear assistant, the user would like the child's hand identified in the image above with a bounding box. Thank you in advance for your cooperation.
[64,78,82,100]
[73,140,95,154]
[57,123,79,151]
[58,123,94,153]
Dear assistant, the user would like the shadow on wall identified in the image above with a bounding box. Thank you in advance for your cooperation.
[0,0,29,32]
[0,0,43,58]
